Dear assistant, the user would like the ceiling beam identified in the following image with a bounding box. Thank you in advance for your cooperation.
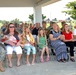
[35,0,60,6]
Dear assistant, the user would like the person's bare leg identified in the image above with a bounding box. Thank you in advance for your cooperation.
[45,47,50,62]
[26,55,30,65]
[32,54,36,65]
[41,47,45,58]
[17,54,22,66]
[7,54,12,67]
[40,47,45,62]
[45,47,49,57]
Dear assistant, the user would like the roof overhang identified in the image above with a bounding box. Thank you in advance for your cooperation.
[0,0,34,7]
[35,0,60,6]
[0,0,60,7]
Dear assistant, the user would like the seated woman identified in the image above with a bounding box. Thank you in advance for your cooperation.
[73,25,76,46]
[61,24,75,62]
[49,22,68,62]
[0,43,6,72]
[20,26,36,65]
[2,23,22,68]
[37,28,49,63]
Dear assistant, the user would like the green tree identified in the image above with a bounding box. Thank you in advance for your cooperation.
[52,18,57,22]
[42,14,46,21]
[28,14,34,22]
[11,18,20,24]
[28,14,46,22]
[0,20,9,24]
[62,1,76,20]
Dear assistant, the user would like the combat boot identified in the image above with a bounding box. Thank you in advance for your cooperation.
[0,61,5,72]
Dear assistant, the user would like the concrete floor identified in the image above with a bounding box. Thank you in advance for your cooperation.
[1,53,76,75]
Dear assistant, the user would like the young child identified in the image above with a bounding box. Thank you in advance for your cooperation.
[37,28,49,63]
[20,26,36,65]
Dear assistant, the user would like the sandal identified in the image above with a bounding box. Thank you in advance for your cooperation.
[26,62,31,66]
[0,66,5,72]
[31,62,35,65]
[61,59,66,63]
[40,57,44,63]
[9,62,12,68]
[46,56,50,62]
[70,58,75,62]
[17,61,20,67]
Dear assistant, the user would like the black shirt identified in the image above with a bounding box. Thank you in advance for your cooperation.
[32,27,39,35]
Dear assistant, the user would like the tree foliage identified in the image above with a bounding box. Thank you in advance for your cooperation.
[11,18,20,24]
[28,14,34,21]
[0,18,21,27]
[52,18,57,21]
[42,14,46,20]
[28,14,46,21]
[62,1,76,20]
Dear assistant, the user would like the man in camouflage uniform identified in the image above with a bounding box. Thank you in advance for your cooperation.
[46,21,53,38]
[46,21,56,55]
[0,43,6,72]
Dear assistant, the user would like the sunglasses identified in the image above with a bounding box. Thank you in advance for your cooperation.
[9,26,15,28]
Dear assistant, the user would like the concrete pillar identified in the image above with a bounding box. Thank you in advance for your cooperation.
[33,6,42,26]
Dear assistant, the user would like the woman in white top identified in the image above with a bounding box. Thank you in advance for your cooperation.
[3,23,22,68]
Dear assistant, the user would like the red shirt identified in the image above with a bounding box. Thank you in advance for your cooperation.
[62,31,72,40]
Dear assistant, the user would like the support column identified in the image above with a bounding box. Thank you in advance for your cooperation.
[33,6,42,26]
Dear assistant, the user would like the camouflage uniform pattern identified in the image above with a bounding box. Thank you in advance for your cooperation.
[46,26,53,38]
[0,43,6,62]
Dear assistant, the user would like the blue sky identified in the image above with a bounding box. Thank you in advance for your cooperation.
[0,0,74,21]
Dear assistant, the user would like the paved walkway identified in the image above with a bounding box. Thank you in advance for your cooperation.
[1,54,76,75]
